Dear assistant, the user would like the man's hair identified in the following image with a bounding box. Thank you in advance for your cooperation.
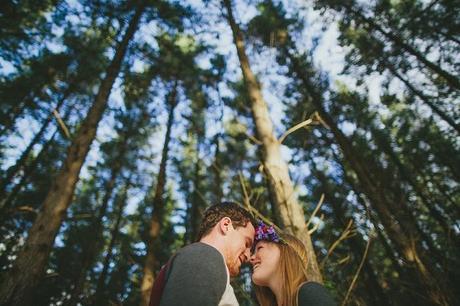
[196,201,256,241]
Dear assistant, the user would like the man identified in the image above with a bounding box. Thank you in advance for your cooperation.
[151,201,256,306]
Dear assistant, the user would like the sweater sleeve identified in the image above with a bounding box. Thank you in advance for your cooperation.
[298,282,336,306]
[159,243,228,306]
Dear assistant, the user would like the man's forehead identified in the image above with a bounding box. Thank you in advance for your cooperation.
[243,222,256,241]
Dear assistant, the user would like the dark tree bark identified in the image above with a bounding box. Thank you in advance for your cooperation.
[313,168,390,306]
[0,103,74,219]
[69,143,126,306]
[283,34,454,303]
[93,183,130,306]
[0,4,145,305]
[139,85,178,306]
[0,87,73,199]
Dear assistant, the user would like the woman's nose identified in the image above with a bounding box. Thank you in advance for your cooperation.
[249,254,257,265]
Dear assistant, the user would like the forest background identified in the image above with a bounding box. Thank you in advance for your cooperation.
[0,0,458,305]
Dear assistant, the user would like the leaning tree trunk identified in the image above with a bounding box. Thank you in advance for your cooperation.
[0,4,145,305]
[222,0,322,282]
[0,103,74,219]
[284,35,454,303]
[0,89,71,198]
[139,86,178,306]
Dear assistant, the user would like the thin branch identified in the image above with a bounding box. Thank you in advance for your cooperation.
[278,118,314,144]
[341,236,372,306]
[337,255,351,265]
[235,199,283,233]
[245,132,262,145]
[14,206,37,214]
[308,213,324,235]
[314,112,330,130]
[306,194,325,228]
[341,195,374,305]
[238,171,251,211]
[321,220,355,267]
[53,109,71,139]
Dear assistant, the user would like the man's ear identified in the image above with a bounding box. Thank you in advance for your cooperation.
[218,217,232,234]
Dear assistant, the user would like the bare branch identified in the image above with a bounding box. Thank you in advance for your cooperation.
[308,213,324,235]
[245,132,262,145]
[321,219,355,267]
[53,109,71,139]
[306,194,325,228]
[341,236,373,306]
[278,118,315,144]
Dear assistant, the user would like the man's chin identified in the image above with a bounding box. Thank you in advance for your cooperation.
[228,262,241,277]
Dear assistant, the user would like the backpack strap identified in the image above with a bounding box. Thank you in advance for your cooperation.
[148,254,176,306]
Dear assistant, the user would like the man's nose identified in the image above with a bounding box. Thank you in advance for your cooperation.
[242,248,251,262]
[249,254,257,265]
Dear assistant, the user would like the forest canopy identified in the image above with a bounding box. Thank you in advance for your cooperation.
[0,0,458,305]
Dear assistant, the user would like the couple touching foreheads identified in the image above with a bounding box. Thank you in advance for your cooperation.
[149,201,335,306]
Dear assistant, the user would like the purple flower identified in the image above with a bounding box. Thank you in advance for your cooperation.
[254,220,282,244]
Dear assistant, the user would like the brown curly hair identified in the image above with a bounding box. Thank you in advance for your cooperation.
[196,201,256,241]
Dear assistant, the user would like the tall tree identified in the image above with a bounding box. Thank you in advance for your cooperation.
[222,0,322,282]
[0,3,146,304]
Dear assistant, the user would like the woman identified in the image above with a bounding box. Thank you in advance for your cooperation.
[250,222,335,306]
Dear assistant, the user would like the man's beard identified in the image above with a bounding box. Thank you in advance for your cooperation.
[226,256,241,277]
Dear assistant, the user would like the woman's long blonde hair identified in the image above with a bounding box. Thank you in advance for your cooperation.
[253,233,310,306]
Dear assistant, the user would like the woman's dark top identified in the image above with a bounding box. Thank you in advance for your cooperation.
[298,282,336,306]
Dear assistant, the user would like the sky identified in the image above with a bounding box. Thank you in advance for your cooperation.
[1,0,388,233]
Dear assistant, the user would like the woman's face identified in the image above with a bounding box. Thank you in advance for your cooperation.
[250,241,281,286]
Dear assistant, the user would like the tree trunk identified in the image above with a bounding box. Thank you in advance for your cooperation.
[370,126,455,238]
[69,146,126,306]
[381,57,459,134]
[93,183,129,306]
[0,4,145,305]
[211,134,224,204]
[139,85,178,306]
[222,0,322,282]
[284,39,454,303]
[0,100,75,219]
[313,168,390,305]
[0,86,74,199]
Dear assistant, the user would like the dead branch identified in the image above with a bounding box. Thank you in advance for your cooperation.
[53,109,71,139]
[341,236,373,306]
[238,171,252,212]
[308,213,324,235]
[306,194,325,228]
[278,118,315,144]
[321,219,355,267]
[245,132,262,145]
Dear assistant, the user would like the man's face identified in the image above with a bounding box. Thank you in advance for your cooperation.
[225,221,255,277]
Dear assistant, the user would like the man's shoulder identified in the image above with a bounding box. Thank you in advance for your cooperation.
[159,243,228,306]
[177,242,224,263]
[171,242,227,275]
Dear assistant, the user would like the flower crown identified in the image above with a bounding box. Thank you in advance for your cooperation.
[254,220,284,243]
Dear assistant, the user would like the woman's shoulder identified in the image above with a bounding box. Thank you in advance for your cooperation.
[297,282,336,306]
